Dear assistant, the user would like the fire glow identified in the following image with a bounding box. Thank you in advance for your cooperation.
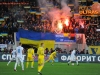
[58,21,63,30]
[64,19,69,26]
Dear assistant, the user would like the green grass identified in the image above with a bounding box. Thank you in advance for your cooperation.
[0,62,100,75]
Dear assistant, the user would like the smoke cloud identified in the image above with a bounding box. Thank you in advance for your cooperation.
[37,0,79,32]
[74,0,79,13]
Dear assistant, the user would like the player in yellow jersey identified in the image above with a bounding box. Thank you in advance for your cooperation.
[37,43,45,75]
[26,46,35,68]
[45,50,57,65]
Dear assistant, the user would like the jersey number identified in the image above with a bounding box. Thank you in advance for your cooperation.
[18,49,20,53]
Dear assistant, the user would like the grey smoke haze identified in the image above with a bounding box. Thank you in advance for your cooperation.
[37,0,79,31]
[74,0,79,13]
[38,0,47,7]
[61,0,71,18]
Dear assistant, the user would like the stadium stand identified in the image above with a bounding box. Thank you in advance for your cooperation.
[0,0,99,54]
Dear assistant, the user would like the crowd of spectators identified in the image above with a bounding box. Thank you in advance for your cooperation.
[45,47,89,55]
[0,47,13,53]
[0,33,14,53]
[0,34,14,44]
[0,0,100,54]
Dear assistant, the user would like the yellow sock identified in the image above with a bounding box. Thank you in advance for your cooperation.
[31,62,34,68]
[26,62,29,68]
[38,65,44,72]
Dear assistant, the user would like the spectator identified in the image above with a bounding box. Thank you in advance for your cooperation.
[45,48,49,54]
[80,49,85,54]
[50,48,54,53]
[63,49,67,54]
[76,50,80,54]
[86,50,89,54]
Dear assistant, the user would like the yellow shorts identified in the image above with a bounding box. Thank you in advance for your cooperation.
[38,55,44,65]
[27,57,34,62]
[49,55,54,60]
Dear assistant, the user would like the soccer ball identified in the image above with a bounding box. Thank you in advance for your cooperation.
[72,63,74,65]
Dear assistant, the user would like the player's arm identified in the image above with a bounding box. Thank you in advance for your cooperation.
[27,49,29,55]
[33,54,35,58]
[26,49,28,58]
[11,51,13,56]
[22,50,24,54]
[53,52,57,58]
[41,49,45,56]
[22,48,24,54]
[32,49,35,58]
[15,48,17,57]
[53,54,56,58]
[37,47,40,56]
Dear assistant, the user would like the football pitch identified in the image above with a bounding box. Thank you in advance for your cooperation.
[0,62,100,75]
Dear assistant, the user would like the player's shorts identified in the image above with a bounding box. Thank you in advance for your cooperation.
[27,57,34,62]
[16,56,23,63]
[38,55,44,65]
[49,55,54,60]
[70,55,76,61]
